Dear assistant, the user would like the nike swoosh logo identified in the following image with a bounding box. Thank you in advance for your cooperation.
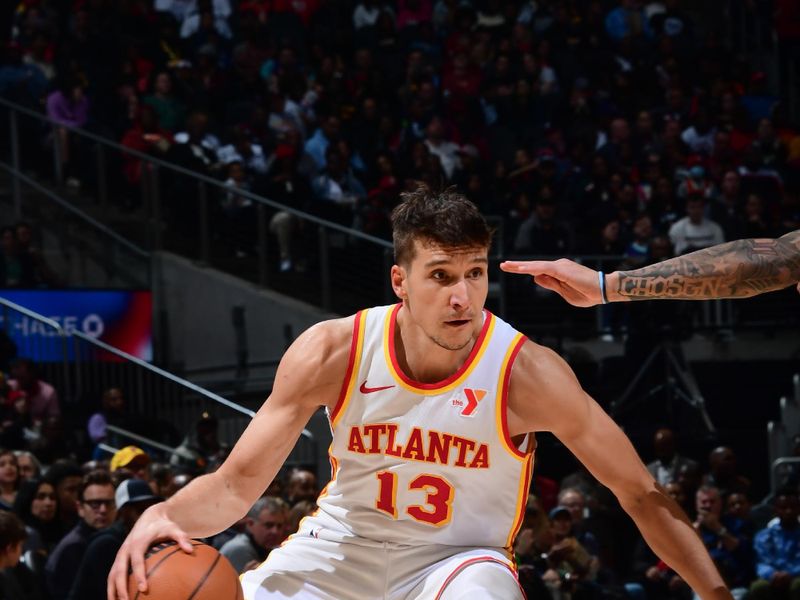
[359,381,395,394]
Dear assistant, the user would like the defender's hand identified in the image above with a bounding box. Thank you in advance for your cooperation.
[500,259,604,307]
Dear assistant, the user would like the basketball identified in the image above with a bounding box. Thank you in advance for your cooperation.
[127,540,243,600]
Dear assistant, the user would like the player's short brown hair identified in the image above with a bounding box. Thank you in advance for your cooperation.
[391,184,492,266]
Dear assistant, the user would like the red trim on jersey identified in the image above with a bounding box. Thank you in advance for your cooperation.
[507,444,535,548]
[330,311,363,425]
[499,335,529,459]
[433,556,525,600]
[387,303,493,391]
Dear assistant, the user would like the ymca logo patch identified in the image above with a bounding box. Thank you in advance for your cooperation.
[451,388,487,417]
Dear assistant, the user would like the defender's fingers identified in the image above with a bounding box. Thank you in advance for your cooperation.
[533,274,562,292]
[500,260,553,275]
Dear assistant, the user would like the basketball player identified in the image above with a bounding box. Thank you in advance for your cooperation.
[500,230,800,305]
[108,187,731,600]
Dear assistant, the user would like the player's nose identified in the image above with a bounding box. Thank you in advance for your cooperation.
[449,280,469,307]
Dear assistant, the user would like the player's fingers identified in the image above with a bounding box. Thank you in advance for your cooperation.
[109,552,130,600]
[175,529,195,554]
[130,543,149,593]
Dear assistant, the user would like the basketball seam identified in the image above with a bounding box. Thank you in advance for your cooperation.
[132,541,204,600]
[186,552,222,600]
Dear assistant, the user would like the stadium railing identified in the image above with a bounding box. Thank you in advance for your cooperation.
[0,96,395,315]
[1,97,797,338]
[0,296,315,464]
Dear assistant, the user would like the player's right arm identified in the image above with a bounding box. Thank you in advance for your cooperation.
[500,229,800,304]
[107,316,354,600]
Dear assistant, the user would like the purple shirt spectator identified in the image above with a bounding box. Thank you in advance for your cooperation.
[45,90,89,129]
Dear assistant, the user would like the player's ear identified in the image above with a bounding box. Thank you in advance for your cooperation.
[391,265,407,300]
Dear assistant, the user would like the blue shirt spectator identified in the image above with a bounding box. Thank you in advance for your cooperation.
[753,492,800,580]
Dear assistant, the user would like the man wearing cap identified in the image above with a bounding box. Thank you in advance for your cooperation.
[67,479,161,600]
[46,470,117,600]
[110,446,150,481]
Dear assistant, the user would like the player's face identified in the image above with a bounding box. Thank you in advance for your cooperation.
[392,241,489,352]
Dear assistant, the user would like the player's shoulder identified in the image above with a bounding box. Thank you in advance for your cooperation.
[288,314,358,365]
[508,338,581,398]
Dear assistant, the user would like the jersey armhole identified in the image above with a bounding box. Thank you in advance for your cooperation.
[495,333,530,461]
[329,310,367,428]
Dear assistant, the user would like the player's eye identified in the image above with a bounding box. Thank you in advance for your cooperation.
[468,268,484,278]
[431,271,447,281]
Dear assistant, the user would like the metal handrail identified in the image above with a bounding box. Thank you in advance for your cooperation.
[106,424,198,460]
[0,96,393,249]
[0,161,150,258]
[0,296,254,419]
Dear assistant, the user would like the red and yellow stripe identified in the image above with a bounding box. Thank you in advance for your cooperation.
[383,304,495,395]
[330,309,368,429]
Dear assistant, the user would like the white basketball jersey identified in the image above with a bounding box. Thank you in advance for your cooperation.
[314,304,535,550]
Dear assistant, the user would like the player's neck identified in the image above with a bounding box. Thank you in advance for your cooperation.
[394,310,478,384]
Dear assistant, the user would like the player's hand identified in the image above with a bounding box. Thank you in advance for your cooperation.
[500,259,603,307]
[107,502,194,600]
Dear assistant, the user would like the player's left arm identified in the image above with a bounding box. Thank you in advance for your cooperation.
[506,341,732,599]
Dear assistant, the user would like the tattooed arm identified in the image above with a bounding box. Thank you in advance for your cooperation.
[500,231,800,307]
[609,231,800,301]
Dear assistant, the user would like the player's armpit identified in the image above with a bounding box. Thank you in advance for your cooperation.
[215,316,355,504]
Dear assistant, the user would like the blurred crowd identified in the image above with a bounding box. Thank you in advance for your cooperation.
[1,0,799,274]
[0,353,796,599]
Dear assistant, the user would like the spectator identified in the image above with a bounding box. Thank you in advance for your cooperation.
[605,0,654,42]
[0,227,37,289]
[304,115,341,171]
[66,478,161,600]
[0,511,38,600]
[13,451,40,482]
[702,446,752,499]
[741,193,774,238]
[220,496,288,573]
[45,77,89,188]
[423,116,460,180]
[540,505,594,595]
[109,446,150,481]
[86,387,126,459]
[310,147,367,228]
[646,428,699,487]
[0,450,20,510]
[285,468,317,505]
[710,170,745,240]
[143,71,185,132]
[13,222,59,287]
[44,470,116,600]
[514,192,574,255]
[750,489,800,600]
[286,499,315,536]
[6,359,59,423]
[220,160,256,257]
[146,463,177,499]
[692,485,753,599]
[625,213,654,266]
[43,460,84,532]
[266,144,313,273]
[170,412,223,473]
[667,194,724,255]
[12,478,60,556]
[120,104,173,204]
